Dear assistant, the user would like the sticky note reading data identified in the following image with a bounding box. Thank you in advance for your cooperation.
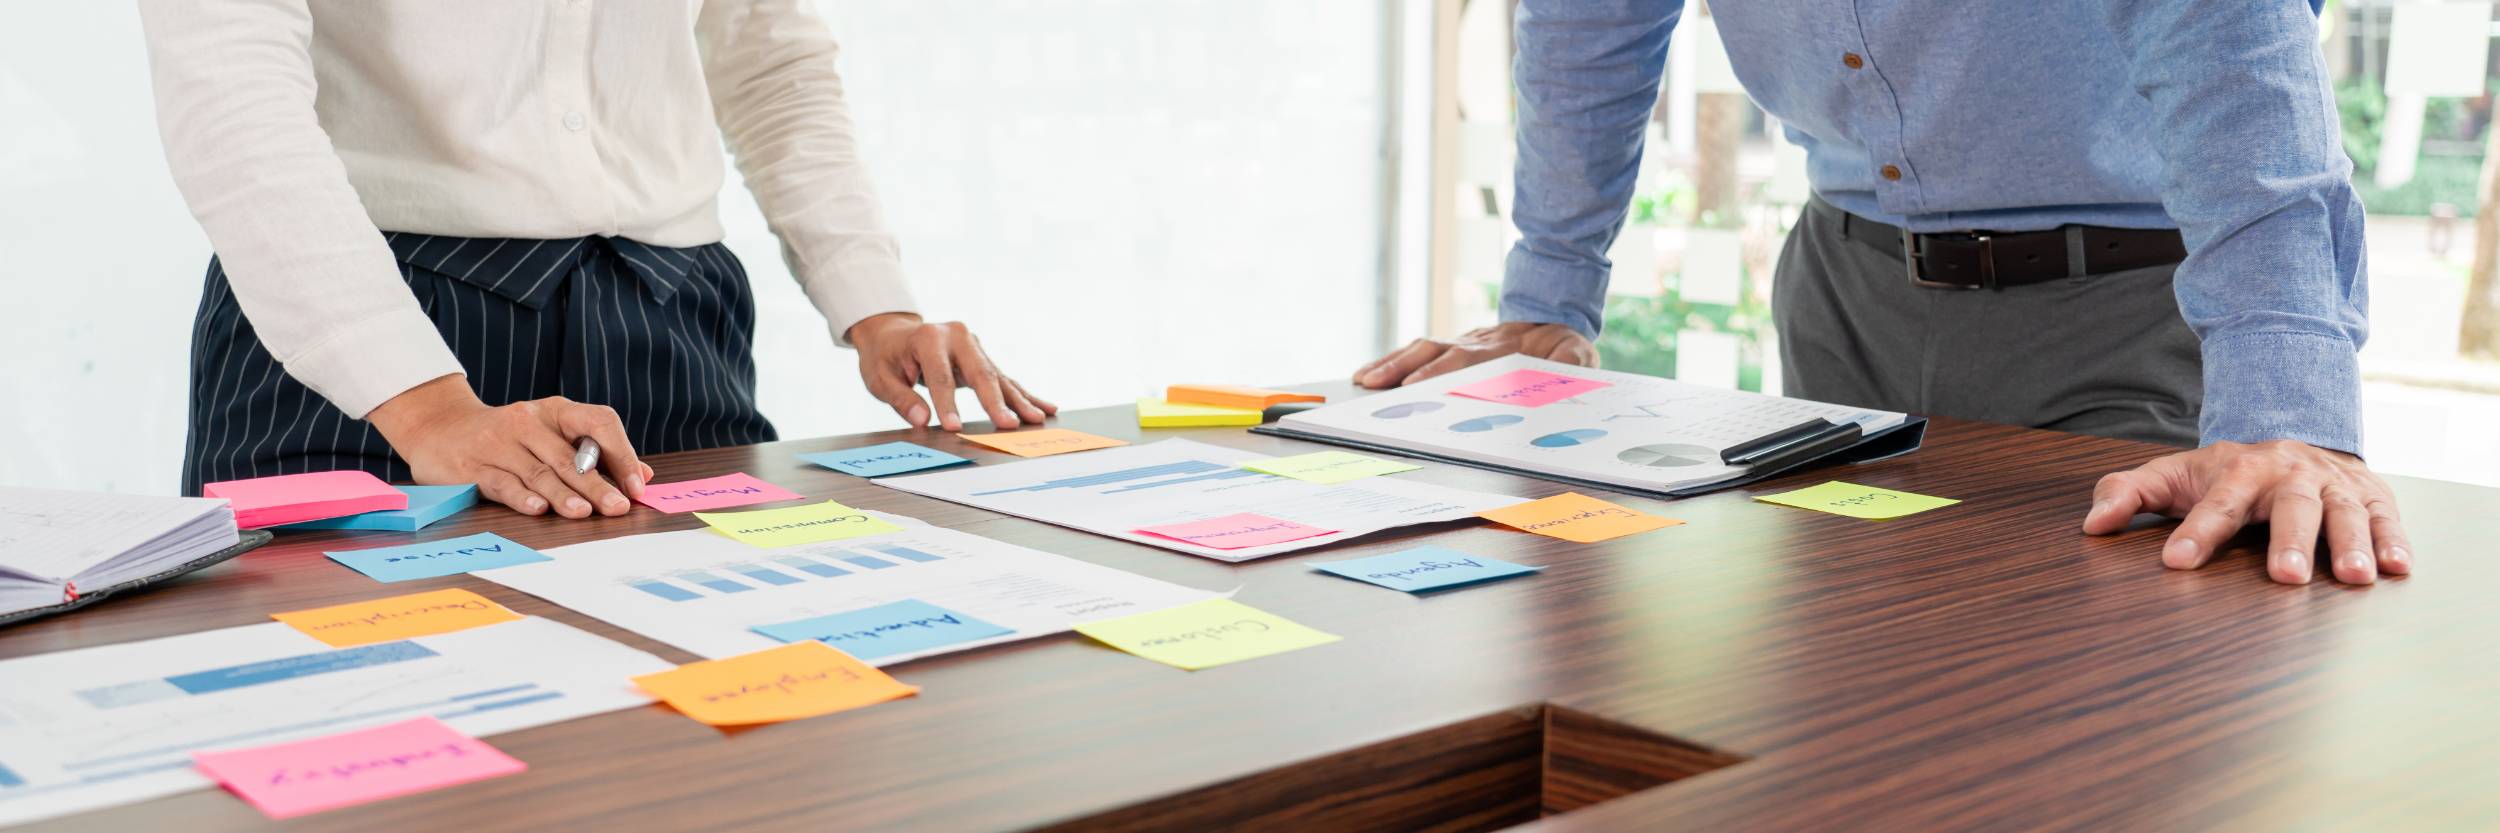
[271,588,523,647]
[695,500,904,548]
[1476,493,1682,543]
[1134,513,1337,550]
[1312,546,1540,593]
[751,599,1015,661]
[956,428,1128,458]
[279,484,478,532]
[1136,398,1264,428]
[1241,451,1420,484]
[1074,598,1340,670]
[799,442,971,478]
[325,532,549,583]
[1755,481,1960,520]
[190,717,526,820]
[1446,369,1612,407]
[630,641,918,726]
[636,472,805,512]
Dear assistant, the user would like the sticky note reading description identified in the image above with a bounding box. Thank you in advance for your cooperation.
[325,532,550,583]
[1312,546,1541,593]
[798,442,971,478]
[1241,450,1420,484]
[1073,598,1340,670]
[190,717,525,820]
[271,588,523,648]
[750,599,1015,662]
[695,501,903,548]
[956,428,1128,458]
[1134,513,1338,550]
[1755,481,1961,520]
[1475,492,1682,543]
[630,641,917,726]
[635,472,805,513]
[1446,369,1612,407]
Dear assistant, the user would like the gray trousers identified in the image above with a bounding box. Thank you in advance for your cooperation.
[1771,197,2202,447]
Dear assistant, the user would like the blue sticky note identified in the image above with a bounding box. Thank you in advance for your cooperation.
[280,484,479,532]
[799,442,973,478]
[750,599,1014,661]
[1311,546,1541,593]
[325,532,549,583]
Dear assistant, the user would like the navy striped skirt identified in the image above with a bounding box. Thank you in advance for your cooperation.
[181,233,778,496]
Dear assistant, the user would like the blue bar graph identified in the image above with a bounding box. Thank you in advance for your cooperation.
[1103,468,1269,494]
[871,544,943,563]
[779,555,850,577]
[970,460,1236,495]
[680,571,753,594]
[163,642,439,695]
[631,581,702,602]
[734,565,804,586]
[840,554,897,570]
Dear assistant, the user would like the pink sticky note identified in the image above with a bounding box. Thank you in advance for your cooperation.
[190,717,525,820]
[203,470,408,529]
[1446,369,1613,407]
[635,472,804,513]
[1135,513,1338,550]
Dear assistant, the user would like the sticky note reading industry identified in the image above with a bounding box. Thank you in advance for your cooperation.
[695,501,903,548]
[271,588,524,648]
[1073,598,1341,670]
[189,717,526,820]
[1755,481,1961,520]
[635,472,806,513]
[631,641,918,726]
[325,532,550,583]
[1475,492,1682,543]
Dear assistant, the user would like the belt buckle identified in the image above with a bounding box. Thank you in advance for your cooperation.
[1903,231,1990,290]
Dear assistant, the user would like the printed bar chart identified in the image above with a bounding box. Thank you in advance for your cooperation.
[625,546,953,602]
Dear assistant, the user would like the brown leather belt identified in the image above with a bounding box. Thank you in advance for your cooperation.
[1839,211,2187,290]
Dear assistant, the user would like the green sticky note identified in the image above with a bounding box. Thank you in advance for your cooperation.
[1073,599,1340,670]
[1241,451,1421,485]
[1755,481,1960,520]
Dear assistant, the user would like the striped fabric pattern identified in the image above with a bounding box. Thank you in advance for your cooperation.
[181,233,777,496]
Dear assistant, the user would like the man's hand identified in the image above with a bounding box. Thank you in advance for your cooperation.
[850,312,1054,432]
[2082,439,2411,585]
[368,375,650,519]
[1353,322,1596,389]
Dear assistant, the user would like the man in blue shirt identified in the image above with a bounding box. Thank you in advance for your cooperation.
[1354,0,2408,586]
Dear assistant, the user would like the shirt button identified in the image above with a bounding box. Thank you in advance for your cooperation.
[1842,53,1865,70]
[1880,164,1902,181]
[562,112,586,131]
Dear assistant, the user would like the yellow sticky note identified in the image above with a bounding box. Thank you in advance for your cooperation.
[1242,450,1420,484]
[1136,398,1264,428]
[696,500,903,548]
[1074,598,1341,671]
[1475,492,1683,543]
[958,428,1129,457]
[631,641,918,726]
[1755,481,1960,520]
[271,588,523,648]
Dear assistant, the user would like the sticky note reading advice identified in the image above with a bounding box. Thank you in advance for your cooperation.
[956,428,1128,458]
[1476,492,1682,543]
[1312,546,1540,593]
[190,717,525,820]
[1074,598,1340,670]
[271,588,523,648]
[798,442,971,478]
[1755,481,1961,520]
[325,532,549,583]
[751,599,1014,662]
[631,641,918,726]
[634,472,804,513]
[1242,450,1420,484]
[695,501,903,548]
[1135,513,1337,550]
[1446,368,1612,407]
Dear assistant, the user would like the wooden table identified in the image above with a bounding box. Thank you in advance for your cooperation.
[9,387,2497,832]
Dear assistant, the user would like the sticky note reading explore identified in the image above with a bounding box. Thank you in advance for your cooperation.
[1312,546,1540,593]
[1134,513,1338,550]
[1755,481,1961,520]
[956,428,1128,458]
[271,588,523,648]
[636,472,806,513]
[190,717,525,820]
[1446,368,1613,407]
[630,641,918,726]
[798,441,971,478]
[695,501,904,548]
[750,599,1015,661]
[1074,598,1341,670]
[325,532,549,583]
[1136,398,1264,428]
[1475,492,1682,543]
[1241,450,1421,484]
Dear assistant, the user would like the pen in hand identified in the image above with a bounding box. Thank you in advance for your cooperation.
[573,437,600,475]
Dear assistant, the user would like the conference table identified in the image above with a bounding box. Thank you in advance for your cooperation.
[9,385,2498,832]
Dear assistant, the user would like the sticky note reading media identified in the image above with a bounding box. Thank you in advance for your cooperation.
[1073,598,1340,670]
[1241,451,1420,484]
[631,641,917,726]
[956,428,1128,458]
[325,532,549,583]
[190,717,525,820]
[1446,369,1612,407]
[1312,546,1540,593]
[751,599,1015,661]
[635,472,805,513]
[1134,513,1337,550]
[271,588,523,648]
[695,501,903,548]
[1475,492,1682,543]
[1755,481,1961,520]
[799,441,971,478]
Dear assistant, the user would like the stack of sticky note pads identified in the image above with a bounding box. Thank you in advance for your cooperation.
[1137,384,1326,428]
[281,484,478,532]
[203,471,408,529]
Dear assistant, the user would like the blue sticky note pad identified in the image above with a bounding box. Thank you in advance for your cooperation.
[799,442,972,478]
[281,484,479,532]
[325,532,549,583]
[1312,546,1541,593]
[750,599,1014,661]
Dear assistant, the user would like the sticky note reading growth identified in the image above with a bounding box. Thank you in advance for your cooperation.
[799,442,971,478]
[636,472,805,512]
[1136,398,1264,428]
[695,501,903,548]
[751,599,1015,661]
[1312,546,1540,593]
[190,717,525,820]
[631,641,918,726]
[1446,369,1612,407]
[956,428,1128,458]
[271,588,523,648]
[325,532,549,583]
[1074,598,1340,670]
[1242,450,1420,484]
[1476,492,1682,543]
[1135,513,1337,550]
[1755,481,1961,520]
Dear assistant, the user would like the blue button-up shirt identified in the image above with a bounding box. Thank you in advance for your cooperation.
[1501,0,2368,454]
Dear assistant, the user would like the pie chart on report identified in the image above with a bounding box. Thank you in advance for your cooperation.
[1448,415,1525,432]
[1529,429,1608,448]
[1371,401,1446,419]
[1615,443,1716,467]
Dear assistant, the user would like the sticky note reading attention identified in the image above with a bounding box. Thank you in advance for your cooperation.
[695,501,903,548]
[1312,546,1540,593]
[1136,398,1264,428]
[631,641,917,726]
[956,428,1128,458]
[271,588,523,648]
[1446,369,1612,407]
[1755,481,1961,520]
[751,599,1015,661]
[325,532,549,583]
[190,717,525,820]
[799,442,971,478]
[1476,492,1682,543]
[1135,513,1337,550]
[1241,450,1420,484]
[1073,598,1340,670]
[635,472,805,513]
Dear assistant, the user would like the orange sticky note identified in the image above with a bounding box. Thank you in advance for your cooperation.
[270,588,524,648]
[1165,384,1327,411]
[957,428,1128,458]
[1475,492,1683,543]
[630,641,918,726]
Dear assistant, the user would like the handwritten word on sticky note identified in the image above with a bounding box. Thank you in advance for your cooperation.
[271,588,523,648]
[325,532,549,583]
[190,717,525,820]
[1135,513,1337,550]
[956,428,1127,458]
[695,501,903,548]
[1242,450,1420,484]
[1447,369,1613,407]
[1137,398,1264,428]
[1075,598,1340,670]
[635,472,804,513]
[751,599,1014,662]
[799,441,971,478]
[1756,481,1961,520]
[631,641,917,726]
[1312,546,1540,593]
[1476,492,1682,543]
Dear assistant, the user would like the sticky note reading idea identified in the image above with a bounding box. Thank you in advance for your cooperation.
[1475,492,1682,543]
[1241,450,1420,484]
[1446,369,1612,407]
[1312,546,1540,593]
[190,717,525,820]
[751,599,1014,662]
[1135,513,1337,550]
[695,501,903,548]
[630,641,918,726]
[635,472,804,513]
[271,588,523,648]
[1073,598,1340,670]
[1755,481,1961,520]
[798,442,970,478]
[325,532,549,583]
[956,428,1127,458]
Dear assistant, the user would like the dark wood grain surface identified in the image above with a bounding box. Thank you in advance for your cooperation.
[5,385,2494,832]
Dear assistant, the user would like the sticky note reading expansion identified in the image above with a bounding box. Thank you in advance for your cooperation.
[1137,398,1264,428]
[1447,369,1613,407]
[325,532,549,583]
[190,717,525,820]
[635,472,805,513]
[751,599,1015,661]
[1074,599,1340,670]
[799,442,971,478]
[1755,481,1961,520]
[1135,513,1337,550]
[1312,546,1540,593]
[271,588,523,647]
[695,501,903,548]
[1476,492,1682,543]
[631,641,918,726]
[1165,384,1325,411]
[1241,451,1420,484]
[957,428,1128,458]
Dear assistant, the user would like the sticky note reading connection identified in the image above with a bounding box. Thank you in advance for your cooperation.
[1134,513,1338,550]
[325,532,549,583]
[1476,492,1682,543]
[1074,599,1340,670]
[1755,481,1961,520]
[631,641,918,726]
[271,588,523,648]
[1446,369,1613,407]
[956,428,1128,458]
[695,501,902,548]
[190,717,526,820]
[635,472,805,513]
[1241,451,1420,485]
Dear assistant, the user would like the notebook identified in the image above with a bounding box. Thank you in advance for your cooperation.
[0,487,268,626]
[202,470,407,529]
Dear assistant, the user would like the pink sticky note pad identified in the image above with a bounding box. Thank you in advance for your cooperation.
[1446,369,1613,407]
[191,717,525,820]
[635,472,804,513]
[203,470,407,529]
[1135,513,1338,550]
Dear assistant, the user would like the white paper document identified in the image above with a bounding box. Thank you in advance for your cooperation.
[875,439,1523,562]
[0,617,667,827]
